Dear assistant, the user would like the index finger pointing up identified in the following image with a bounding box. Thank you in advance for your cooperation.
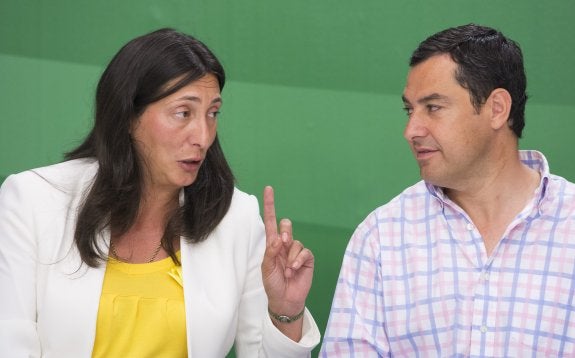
[263,186,278,244]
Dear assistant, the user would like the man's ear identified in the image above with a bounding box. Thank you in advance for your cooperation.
[487,88,512,130]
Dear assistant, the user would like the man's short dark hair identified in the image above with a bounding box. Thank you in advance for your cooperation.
[410,24,528,138]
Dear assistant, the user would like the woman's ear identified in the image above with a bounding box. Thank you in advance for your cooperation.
[487,88,512,130]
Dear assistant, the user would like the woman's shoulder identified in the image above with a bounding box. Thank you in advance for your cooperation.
[227,187,260,217]
[30,158,98,180]
[231,187,257,204]
[1,158,98,199]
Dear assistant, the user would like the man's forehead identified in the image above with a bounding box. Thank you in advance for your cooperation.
[403,55,463,98]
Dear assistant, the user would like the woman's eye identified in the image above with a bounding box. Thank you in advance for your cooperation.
[208,110,220,119]
[175,110,189,119]
[427,104,440,112]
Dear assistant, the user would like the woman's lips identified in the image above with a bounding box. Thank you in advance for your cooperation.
[178,159,202,172]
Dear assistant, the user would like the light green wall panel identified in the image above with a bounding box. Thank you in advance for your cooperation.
[0,54,97,175]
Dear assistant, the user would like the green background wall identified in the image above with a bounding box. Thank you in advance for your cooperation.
[1,1,574,355]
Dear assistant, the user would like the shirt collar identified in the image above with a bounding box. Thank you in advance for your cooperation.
[425,150,551,207]
[519,150,551,208]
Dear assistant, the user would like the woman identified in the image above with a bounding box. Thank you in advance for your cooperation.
[0,28,320,357]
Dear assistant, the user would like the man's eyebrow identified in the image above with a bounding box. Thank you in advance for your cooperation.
[419,93,449,103]
[402,93,449,105]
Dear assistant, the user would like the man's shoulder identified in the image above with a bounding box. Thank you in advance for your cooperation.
[345,181,436,256]
[354,180,434,230]
[369,180,432,217]
[547,173,575,209]
[549,173,575,191]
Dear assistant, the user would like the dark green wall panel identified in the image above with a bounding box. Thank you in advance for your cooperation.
[1,1,574,105]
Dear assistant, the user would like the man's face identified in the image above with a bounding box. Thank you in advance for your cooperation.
[402,54,494,190]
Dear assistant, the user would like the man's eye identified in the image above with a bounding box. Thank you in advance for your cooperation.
[403,107,413,115]
[208,110,220,119]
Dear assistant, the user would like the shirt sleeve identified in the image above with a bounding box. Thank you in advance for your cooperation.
[320,212,390,357]
[0,174,42,357]
[234,194,320,357]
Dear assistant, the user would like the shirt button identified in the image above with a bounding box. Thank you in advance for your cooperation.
[483,272,490,281]
[480,325,488,333]
[467,223,474,231]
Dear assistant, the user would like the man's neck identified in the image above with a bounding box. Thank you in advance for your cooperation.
[444,153,541,256]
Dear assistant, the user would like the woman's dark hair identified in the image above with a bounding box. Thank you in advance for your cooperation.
[66,28,234,267]
[409,24,528,138]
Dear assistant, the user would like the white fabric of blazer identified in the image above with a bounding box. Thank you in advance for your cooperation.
[0,159,320,357]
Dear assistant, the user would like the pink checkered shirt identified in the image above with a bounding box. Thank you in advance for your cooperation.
[321,150,575,357]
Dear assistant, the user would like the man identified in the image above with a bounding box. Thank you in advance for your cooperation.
[320,24,575,356]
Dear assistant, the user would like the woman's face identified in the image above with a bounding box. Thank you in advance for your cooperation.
[131,74,221,195]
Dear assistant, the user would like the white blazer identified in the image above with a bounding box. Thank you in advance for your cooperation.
[0,159,320,357]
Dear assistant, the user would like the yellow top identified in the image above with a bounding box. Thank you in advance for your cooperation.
[92,252,187,358]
